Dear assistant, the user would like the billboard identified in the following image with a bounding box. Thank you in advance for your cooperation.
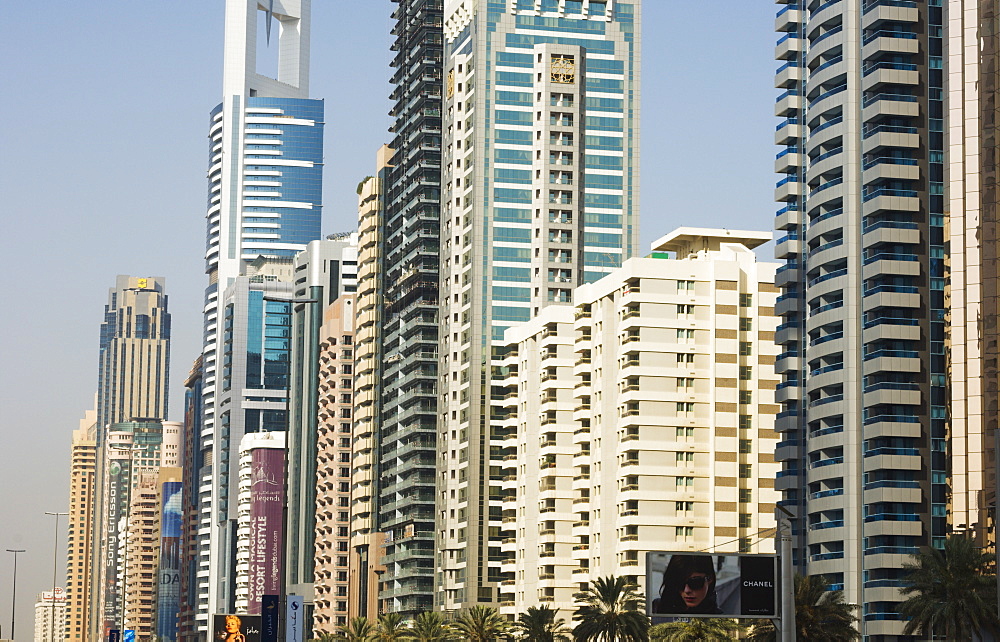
[102,458,130,635]
[156,480,183,642]
[213,614,262,642]
[646,552,777,619]
[247,448,285,615]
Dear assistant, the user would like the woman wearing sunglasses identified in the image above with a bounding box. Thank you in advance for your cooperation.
[652,555,723,614]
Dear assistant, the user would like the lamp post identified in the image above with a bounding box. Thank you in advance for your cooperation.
[45,512,68,642]
[6,549,25,641]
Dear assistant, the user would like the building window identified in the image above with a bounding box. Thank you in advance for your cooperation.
[739,390,753,405]
[739,489,752,504]
[740,293,753,307]
[551,54,576,83]
[739,464,752,479]
[739,317,752,331]
[740,341,753,356]
[677,280,696,293]
[739,439,752,455]
[739,414,752,430]
[740,366,753,381]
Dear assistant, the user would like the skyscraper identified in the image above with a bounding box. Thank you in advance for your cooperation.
[375,0,445,616]
[285,235,358,624]
[197,0,324,632]
[65,410,97,642]
[96,276,171,441]
[89,276,171,641]
[772,0,945,634]
[435,0,640,610]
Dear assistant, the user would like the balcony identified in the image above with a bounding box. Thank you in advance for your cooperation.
[775,32,802,61]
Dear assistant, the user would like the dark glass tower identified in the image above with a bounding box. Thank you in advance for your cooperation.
[376,0,444,616]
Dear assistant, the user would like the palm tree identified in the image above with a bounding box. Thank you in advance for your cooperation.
[405,611,457,642]
[452,605,512,642]
[572,575,649,642]
[372,613,410,642]
[334,616,375,642]
[899,534,1000,640]
[514,605,571,641]
[649,619,744,641]
[747,574,859,641]
[310,633,339,642]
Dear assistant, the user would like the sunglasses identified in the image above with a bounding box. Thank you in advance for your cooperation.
[682,576,709,590]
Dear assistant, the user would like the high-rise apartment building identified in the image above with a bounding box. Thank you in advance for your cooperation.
[93,420,180,641]
[350,151,391,622]
[96,276,171,440]
[197,0,323,633]
[773,0,945,634]
[178,358,203,642]
[313,294,357,632]
[65,410,96,642]
[436,0,640,610]
[376,0,445,616]
[33,589,66,642]
[123,466,182,641]
[286,236,359,620]
[493,229,780,612]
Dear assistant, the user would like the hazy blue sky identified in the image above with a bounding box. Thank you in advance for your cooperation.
[0,1,775,635]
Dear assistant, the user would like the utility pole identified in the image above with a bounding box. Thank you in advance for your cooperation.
[46,512,68,642]
[6,549,25,642]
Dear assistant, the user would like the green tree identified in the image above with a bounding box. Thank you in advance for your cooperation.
[372,612,410,642]
[310,633,339,642]
[899,534,1000,640]
[514,605,571,641]
[649,619,744,641]
[334,616,375,642]
[572,575,649,642]
[405,611,457,642]
[747,574,859,642]
[452,605,513,642]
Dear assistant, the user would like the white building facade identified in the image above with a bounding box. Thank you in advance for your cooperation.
[493,228,782,612]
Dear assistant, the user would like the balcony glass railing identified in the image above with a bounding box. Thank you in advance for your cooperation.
[776,60,801,73]
[810,115,843,135]
[863,284,920,296]
[810,146,843,165]
[812,55,844,75]
[811,551,845,562]
[811,394,844,407]
[863,413,920,424]
[810,301,844,316]
[863,349,920,360]
[776,147,800,160]
[810,520,845,531]
[863,187,918,201]
[809,425,844,438]
[811,456,845,469]
[811,177,843,195]
[810,488,844,500]
[865,447,921,457]
[776,32,802,45]
[862,93,918,108]
[863,381,920,393]
[863,0,917,11]
[776,117,799,131]
[810,238,844,255]
[864,315,919,329]
[810,207,844,224]
[863,29,917,45]
[864,513,921,523]
[776,175,801,188]
[863,480,920,490]
[810,0,842,16]
[811,25,844,46]
[864,546,919,556]
[863,156,918,171]
[863,252,919,264]
[809,83,847,107]
[863,61,918,76]
[808,268,847,287]
[811,331,844,347]
[810,363,844,377]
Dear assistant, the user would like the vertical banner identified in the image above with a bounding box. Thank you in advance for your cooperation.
[156,480,183,642]
[103,459,129,635]
[262,595,280,642]
[247,448,285,615]
[285,596,303,642]
[123,630,135,642]
[108,630,120,642]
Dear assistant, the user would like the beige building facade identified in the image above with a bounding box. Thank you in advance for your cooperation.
[34,589,66,642]
[493,229,781,613]
[313,295,358,631]
[349,149,391,621]
[65,411,96,642]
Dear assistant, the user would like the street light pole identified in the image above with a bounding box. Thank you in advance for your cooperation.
[45,512,68,642]
[6,549,25,642]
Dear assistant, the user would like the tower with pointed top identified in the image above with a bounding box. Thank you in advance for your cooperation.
[193,0,324,635]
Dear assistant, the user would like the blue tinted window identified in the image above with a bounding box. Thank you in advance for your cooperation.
[495,110,533,125]
[494,188,532,204]
[584,193,624,207]
[496,91,533,106]
[493,266,532,282]
[496,149,533,164]
[496,71,533,87]
[493,286,531,302]
[493,306,532,323]
[585,135,623,151]
[585,155,623,170]
[494,227,532,243]
[494,207,532,222]
[495,247,532,262]
[497,52,534,68]
[496,129,533,145]
[584,232,622,248]
[585,174,623,189]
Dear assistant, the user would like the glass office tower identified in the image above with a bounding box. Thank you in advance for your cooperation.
[194,0,324,635]
[436,0,640,610]
[772,1,945,637]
